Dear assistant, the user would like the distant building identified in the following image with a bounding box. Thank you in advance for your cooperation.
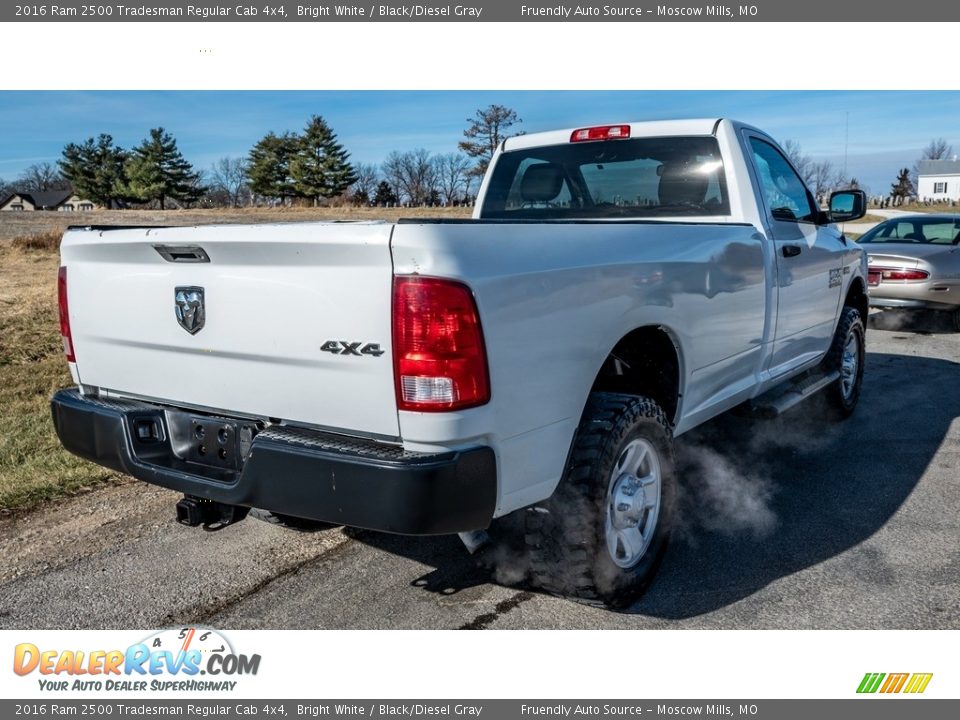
[917,159,960,202]
[0,189,97,212]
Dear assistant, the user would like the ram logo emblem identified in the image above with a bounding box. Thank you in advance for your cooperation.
[174,286,205,335]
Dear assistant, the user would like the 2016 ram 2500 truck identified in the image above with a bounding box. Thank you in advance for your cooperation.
[51,119,868,606]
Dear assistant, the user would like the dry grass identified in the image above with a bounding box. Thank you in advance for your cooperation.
[0,206,472,513]
[0,245,120,512]
[875,203,959,215]
[0,206,473,245]
[843,213,887,225]
[11,230,62,252]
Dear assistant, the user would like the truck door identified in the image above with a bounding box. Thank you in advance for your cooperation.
[744,134,844,375]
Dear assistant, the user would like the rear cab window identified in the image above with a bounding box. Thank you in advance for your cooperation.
[481,136,729,219]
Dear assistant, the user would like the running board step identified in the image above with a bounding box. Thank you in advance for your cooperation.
[742,370,840,419]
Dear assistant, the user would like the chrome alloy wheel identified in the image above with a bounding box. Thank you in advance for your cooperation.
[840,329,860,401]
[604,438,662,569]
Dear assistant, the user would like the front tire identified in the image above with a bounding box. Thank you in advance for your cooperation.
[822,306,865,418]
[524,393,675,608]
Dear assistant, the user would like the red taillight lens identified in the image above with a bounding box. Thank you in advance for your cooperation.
[570,125,631,143]
[876,268,930,281]
[392,276,490,412]
[57,266,76,362]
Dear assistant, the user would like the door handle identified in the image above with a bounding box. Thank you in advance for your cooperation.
[782,244,803,258]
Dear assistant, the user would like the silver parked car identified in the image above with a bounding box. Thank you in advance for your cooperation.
[856,214,960,330]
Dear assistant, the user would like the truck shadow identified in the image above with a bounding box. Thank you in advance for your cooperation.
[351,351,958,620]
[630,349,958,619]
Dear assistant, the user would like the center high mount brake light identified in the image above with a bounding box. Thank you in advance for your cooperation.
[570,125,631,143]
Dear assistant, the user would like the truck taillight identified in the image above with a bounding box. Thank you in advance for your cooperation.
[570,125,631,142]
[57,266,76,362]
[392,276,490,412]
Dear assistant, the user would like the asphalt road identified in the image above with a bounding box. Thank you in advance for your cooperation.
[1,312,958,630]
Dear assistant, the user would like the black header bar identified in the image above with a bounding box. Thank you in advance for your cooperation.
[3,1,956,22]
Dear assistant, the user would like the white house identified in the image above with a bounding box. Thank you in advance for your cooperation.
[917,159,960,202]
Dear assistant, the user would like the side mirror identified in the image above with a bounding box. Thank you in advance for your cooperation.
[828,189,867,223]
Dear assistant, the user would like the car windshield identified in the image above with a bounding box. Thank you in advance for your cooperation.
[858,217,960,245]
[480,136,729,219]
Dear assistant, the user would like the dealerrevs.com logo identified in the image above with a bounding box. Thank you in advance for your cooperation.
[13,627,261,692]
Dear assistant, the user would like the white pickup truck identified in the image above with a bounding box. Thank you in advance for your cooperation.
[52,119,868,606]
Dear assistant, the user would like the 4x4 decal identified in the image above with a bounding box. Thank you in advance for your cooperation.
[320,341,385,357]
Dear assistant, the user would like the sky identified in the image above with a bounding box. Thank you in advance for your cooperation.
[0,90,958,196]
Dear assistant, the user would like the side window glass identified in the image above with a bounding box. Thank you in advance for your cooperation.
[749,137,817,223]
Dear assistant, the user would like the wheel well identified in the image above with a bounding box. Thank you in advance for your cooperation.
[590,327,681,424]
[845,277,868,320]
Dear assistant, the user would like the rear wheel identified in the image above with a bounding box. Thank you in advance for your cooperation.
[952,307,960,332]
[524,392,675,608]
[822,306,865,418]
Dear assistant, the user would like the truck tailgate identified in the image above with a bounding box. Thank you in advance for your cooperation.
[61,222,400,439]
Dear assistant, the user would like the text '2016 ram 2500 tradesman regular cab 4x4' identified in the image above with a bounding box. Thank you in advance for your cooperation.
[51,119,869,606]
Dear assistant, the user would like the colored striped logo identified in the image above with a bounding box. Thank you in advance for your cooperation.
[857,672,933,694]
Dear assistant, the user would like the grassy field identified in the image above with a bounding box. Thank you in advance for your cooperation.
[0,207,472,513]
[0,205,473,245]
[844,213,886,225]
[0,243,116,511]
[872,203,959,214]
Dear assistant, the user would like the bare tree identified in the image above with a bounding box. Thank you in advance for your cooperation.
[781,140,814,186]
[830,169,853,195]
[0,177,11,198]
[810,160,835,204]
[913,137,956,184]
[462,175,477,205]
[433,153,471,205]
[209,157,250,207]
[382,149,437,205]
[17,162,70,192]
[831,173,866,195]
[176,169,209,209]
[351,162,380,203]
[829,169,867,196]
[459,104,523,178]
[921,138,954,161]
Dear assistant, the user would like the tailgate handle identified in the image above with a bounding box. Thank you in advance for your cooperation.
[154,245,210,263]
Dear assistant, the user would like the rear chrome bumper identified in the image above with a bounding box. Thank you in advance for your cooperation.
[50,388,496,535]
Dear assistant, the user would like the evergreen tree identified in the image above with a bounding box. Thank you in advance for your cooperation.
[125,128,203,209]
[289,115,357,205]
[459,104,523,178]
[59,134,129,207]
[890,168,915,204]
[247,132,298,204]
[373,181,398,206]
